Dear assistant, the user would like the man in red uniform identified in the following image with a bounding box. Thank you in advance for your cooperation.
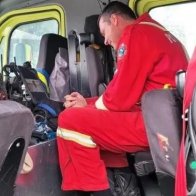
[57,1,188,195]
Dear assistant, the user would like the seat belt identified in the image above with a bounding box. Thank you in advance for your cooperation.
[175,47,196,196]
[78,33,91,97]
[68,32,80,93]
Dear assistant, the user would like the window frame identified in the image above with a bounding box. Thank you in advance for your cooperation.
[0,5,65,66]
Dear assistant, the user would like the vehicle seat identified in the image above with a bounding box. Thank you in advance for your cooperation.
[82,15,114,95]
[0,100,34,196]
[69,15,115,97]
[133,69,187,196]
[141,89,182,196]
[36,33,68,93]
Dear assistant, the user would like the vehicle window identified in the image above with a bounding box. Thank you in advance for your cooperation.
[150,2,196,58]
[9,20,58,67]
[0,5,65,68]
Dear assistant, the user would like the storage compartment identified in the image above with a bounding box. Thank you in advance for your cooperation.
[14,139,64,196]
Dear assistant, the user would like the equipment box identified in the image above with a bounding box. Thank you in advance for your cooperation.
[14,139,64,196]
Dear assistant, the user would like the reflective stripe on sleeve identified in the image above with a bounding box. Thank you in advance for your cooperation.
[57,127,96,148]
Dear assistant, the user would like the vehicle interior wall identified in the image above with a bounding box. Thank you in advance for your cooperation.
[36,0,106,35]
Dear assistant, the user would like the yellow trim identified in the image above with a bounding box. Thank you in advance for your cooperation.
[0,5,65,35]
[163,84,172,89]
[0,4,65,65]
[57,127,96,148]
[37,72,49,93]
[129,0,191,16]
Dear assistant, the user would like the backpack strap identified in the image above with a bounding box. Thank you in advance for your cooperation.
[68,32,80,93]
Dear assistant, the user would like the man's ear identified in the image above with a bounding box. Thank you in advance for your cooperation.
[110,14,118,26]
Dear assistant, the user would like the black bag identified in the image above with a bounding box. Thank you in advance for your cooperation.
[31,100,64,143]
[33,99,63,130]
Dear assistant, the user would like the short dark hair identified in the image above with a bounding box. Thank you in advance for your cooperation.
[98,1,136,23]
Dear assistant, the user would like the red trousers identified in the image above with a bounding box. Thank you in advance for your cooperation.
[57,106,149,191]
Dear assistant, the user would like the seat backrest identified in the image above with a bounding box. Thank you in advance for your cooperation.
[0,100,34,196]
[85,15,115,83]
[79,31,105,96]
[36,33,68,93]
[142,89,182,196]
[78,15,115,97]
[36,33,68,76]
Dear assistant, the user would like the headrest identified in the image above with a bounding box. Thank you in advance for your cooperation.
[84,15,104,46]
[79,33,94,45]
[36,34,67,75]
[176,70,186,98]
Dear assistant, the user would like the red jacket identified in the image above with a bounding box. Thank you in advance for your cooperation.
[103,13,188,111]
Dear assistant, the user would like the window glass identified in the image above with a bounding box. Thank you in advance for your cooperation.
[9,19,58,67]
[150,2,196,58]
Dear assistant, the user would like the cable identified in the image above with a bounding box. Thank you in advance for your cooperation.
[97,0,107,12]
[100,0,107,6]
[97,0,102,11]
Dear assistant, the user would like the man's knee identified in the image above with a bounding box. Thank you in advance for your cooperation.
[58,108,89,131]
[58,108,77,128]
